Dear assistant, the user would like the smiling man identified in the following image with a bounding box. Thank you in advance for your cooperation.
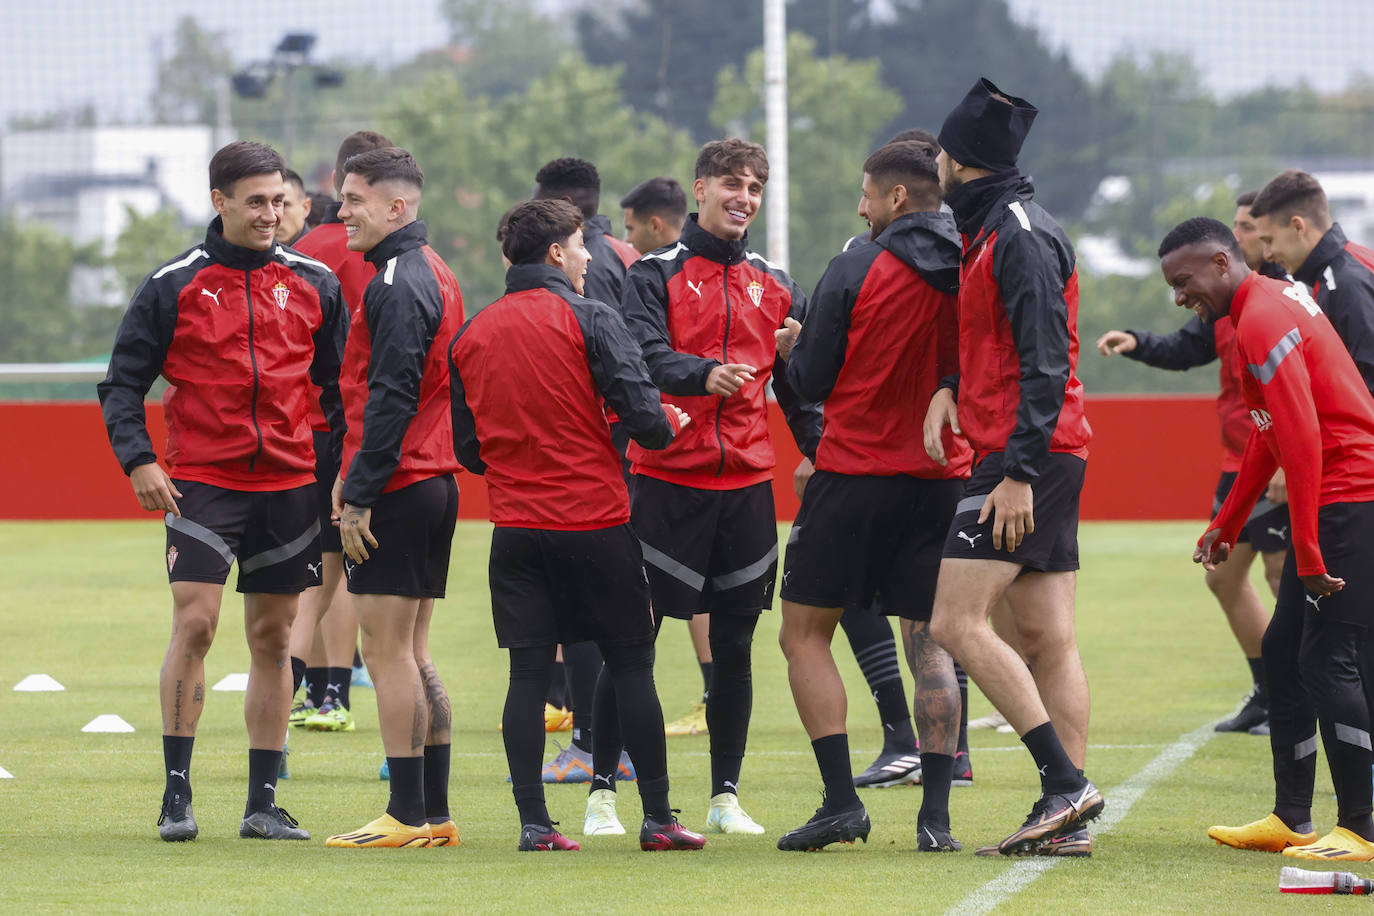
[605,138,819,839]
[324,146,466,849]
[98,140,347,842]
[1161,216,1374,861]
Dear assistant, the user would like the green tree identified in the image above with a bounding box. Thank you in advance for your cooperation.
[151,17,233,125]
[440,0,567,99]
[108,207,200,303]
[0,215,81,362]
[711,33,902,294]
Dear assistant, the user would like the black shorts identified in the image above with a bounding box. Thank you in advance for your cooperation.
[313,429,342,553]
[1274,501,1374,626]
[165,481,321,594]
[343,475,458,598]
[781,472,962,622]
[1214,470,1291,554]
[489,524,656,649]
[630,476,777,618]
[942,452,1085,572]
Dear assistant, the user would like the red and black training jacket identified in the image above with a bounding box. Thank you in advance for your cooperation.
[338,220,465,507]
[449,263,682,530]
[1293,223,1374,398]
[620,215,819,489]
[98,217,346,491]
[786,210,972,479]
[941,173,1091,480]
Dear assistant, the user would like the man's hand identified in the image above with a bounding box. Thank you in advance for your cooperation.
[793,456,815,501]
[1266,468,1288,506]
[667,404,692,430]
[979,477,1034,551]
[1095,330,1138,357]
[1194,529,1231,570]
[705,363,757,397]
[130,462,183,517]
[774,317,802,361]
[339,502,378,564]
[1301,572,1345,598]
[923,388,960,465]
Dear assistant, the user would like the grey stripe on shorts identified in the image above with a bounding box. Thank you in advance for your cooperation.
[712,543,779,591]
[640,540,706,593]
[955,495,986,516]
[165,513,234,566]
[240,519,321,574]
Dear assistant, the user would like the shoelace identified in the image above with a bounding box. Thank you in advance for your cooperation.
[273,806,300,827]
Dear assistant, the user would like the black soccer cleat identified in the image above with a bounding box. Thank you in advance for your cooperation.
[240,805,310,840]
[640,812,706,851]
[953,750,973,787]
[518,823,580,851]
[1215,688,1268,733]
[158,793,198,842]
[853,749,921,788]
[996,781,1103,855]
[777,803,871,851]
[916,821,962,852]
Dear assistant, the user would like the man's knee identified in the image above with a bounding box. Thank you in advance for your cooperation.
[172,611,218,656]
[778,605,834,659]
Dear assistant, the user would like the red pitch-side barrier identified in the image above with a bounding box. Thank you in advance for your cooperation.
[3,397,1224,521]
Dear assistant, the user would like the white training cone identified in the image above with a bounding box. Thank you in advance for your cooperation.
[14,674,64,692]
[82,715,135,733]
[212,673,249,692]
[0,766,12,778]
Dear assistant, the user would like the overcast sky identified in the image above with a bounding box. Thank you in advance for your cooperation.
[2,0,1369,125]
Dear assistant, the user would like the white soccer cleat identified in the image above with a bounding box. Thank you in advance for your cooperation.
[583,788,626,836]
[706,792,766,835]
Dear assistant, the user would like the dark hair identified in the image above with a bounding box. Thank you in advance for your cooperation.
[341,147,423,189]
[1235,190,1258,208]
[499,199,584,266]
[619,177,687,220]
[305,190,332,230]
[208,140,284,194]
[863,140,940,204]
[695,138,769,182]
[534,157,601,219]
[282,168,306,193]
[1157,217,1244,259]
[885,127,939,155]
[1249,169,1330,224]
[334,130,394,192]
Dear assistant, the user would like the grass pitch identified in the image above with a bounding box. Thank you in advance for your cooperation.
[0,520,1344,913]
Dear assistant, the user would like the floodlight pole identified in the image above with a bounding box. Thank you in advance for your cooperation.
[763,0,789,271]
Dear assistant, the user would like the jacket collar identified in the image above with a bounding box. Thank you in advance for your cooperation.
[945,170,1029,241]
[320,201,343,225]
[681,214,748,266]
[1228,271,1264,323]
[584,213,613,240]
[203,216,275,271]
[506,263,576,296]
[363,220,428,270]
[1293,223,1349,286]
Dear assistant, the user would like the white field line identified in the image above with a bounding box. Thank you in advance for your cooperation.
[946,721,1216,916]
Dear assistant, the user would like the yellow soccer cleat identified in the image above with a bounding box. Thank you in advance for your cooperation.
[325,813,433,848]
[1281,827,1374,862]
[427,820,461,847]
[665,699,708,737]
[545,704,573,733]
[1208,813,1317,852]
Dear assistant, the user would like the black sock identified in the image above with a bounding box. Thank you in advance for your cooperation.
[424,744,451,823]
[565,641,603,751]
[812,734,860,813]
[385,756,425,827]
[841,608,913,750]
[1247,657,1267,703]
[1021,723,1083,794]
[290,657,307,695]
[546,660,568,710]
[918,752,954,828]
[162,735,194,803]
[591,664,621,788]
[638,774,671,823]
[711,754,744,797]
[245,748,282,814]
[353,646,363,669]
[956,664,970,756]
[699,661,714,701]
[1274,805,1314,834]
[305,667,327,708]
[325,666,351,709]
[706,613,756,797]
[513,784,550,829]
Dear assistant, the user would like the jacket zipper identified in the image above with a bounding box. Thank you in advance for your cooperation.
[715,264,732,477]
[245,269,263,471]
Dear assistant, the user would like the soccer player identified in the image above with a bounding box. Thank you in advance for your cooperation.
[98,140,346,842]
[621,177,688,256]
[773,140,970,852]
[276,168,313,245]
[289,130,395,740]
[450,197,704,853]
[322,147,464,848]
[596,137,818,838]
[1095,190,1291,736]
[529,157,639,782]
[1163,217,1374,861]
[922,78,1103,856]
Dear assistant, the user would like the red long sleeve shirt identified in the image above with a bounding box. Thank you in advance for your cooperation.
[1208,273,1374,575]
